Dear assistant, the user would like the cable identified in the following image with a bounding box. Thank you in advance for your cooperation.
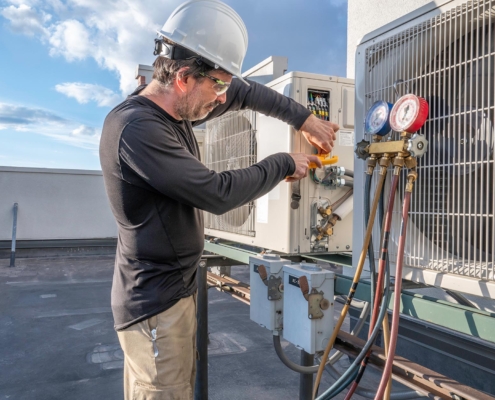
[273,334,320,374]
[364,174,376,318]
[312,157,390,399]
[382,312,392,400]
[316,253,392,399]
[327,300,371,365]
[374,170,416,399]
[379,168,393,400]
[324,364,427,399]
[344,169,354,178]
[345,172,401,399]
[273,301,371,374]
[344,180,353,188]
[310,169,322,184]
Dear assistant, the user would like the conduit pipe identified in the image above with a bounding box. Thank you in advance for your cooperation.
[272,301,371,374]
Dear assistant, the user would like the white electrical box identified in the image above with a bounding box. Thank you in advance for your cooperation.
[282,263,335,354]
[249,254,287,332]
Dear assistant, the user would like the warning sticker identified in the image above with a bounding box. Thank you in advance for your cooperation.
[288,275,300,288]
[339,131,354,147]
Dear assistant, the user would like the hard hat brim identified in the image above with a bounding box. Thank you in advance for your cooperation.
[157,30,250,86]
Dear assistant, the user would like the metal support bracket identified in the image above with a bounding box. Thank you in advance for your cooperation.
[267,275,282,301]
[308,289,324,319]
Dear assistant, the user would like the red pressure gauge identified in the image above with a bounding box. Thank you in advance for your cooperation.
[390,94,429,133]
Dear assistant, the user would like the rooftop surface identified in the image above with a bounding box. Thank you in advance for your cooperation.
[0,254,418,400]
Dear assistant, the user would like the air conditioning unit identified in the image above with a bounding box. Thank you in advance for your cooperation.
[204,71,355,254]
[352,0,495,297]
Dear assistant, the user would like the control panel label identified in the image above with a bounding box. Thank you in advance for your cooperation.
[288,275,300,288]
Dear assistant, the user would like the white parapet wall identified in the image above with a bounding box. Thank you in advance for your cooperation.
[0,167,117,241]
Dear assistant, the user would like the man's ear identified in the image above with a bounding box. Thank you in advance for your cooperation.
[176,67,191,93]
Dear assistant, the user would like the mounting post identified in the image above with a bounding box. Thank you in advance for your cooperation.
[195,259,208,400]
[299,350,314,400]
[10,203,18,268]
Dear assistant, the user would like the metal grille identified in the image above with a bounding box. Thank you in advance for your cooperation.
[365,0,494,281]
[204,110,257,236]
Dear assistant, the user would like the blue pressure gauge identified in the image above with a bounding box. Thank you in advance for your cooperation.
[364,101,393,136]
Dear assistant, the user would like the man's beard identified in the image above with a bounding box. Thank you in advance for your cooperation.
[174,85,221,121]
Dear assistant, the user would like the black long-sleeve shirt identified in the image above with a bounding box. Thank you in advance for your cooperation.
[100,78,311,330]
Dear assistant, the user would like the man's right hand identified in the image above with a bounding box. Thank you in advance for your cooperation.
[285,153,323,182]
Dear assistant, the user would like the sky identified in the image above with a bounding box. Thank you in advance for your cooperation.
[0,0,348,170]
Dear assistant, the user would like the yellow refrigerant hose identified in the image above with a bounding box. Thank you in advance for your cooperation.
[382,313,392,400]
[312,156,390,399]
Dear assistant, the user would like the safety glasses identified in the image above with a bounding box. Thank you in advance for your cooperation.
[199,72,231,95]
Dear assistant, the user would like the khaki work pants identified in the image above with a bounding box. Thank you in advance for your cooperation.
[117,294,197,400]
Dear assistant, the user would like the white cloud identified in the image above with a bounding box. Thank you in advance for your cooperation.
[0,102,65,128]
[0,102,100,150]
[48,19,92,61]
[72,124,99,137]
[1,4,50,36]
[1,0,182,98]
[55,82,122,107]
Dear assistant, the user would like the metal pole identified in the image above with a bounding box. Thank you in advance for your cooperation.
[10,203,18,268]
[195,260,208,400]
[299,350,314,400]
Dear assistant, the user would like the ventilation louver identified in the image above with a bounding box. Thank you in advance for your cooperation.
[359,0,494,283]
[204,110,257,236]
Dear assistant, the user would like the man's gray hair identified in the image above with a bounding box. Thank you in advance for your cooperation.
[152,56,212,87]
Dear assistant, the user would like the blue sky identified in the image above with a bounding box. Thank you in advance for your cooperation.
[0,0,348,170]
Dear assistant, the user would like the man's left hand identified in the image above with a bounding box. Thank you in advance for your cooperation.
[300,114,339,154]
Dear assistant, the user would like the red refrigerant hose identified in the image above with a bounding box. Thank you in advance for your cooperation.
[374,171,416,400]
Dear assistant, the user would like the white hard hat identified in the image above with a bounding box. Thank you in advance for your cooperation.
[156,0,249,85]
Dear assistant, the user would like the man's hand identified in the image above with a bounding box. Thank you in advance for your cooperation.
[300,114,339,154]
[285,153,323,182]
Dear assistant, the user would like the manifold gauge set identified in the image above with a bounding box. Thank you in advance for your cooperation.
[365,93,429,136]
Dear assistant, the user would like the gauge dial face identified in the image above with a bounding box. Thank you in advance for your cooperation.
[390,94,423,132]
[365,101,391,135]
[390,94,428,133]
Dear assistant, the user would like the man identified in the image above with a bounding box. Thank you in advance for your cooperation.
[99,0,339,398]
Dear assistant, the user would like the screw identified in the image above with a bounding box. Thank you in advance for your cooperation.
[268,296,272,300]
[199,261,206,268]
[309,315,312,319]
[346,245,350,250]
[417,141,424,150]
